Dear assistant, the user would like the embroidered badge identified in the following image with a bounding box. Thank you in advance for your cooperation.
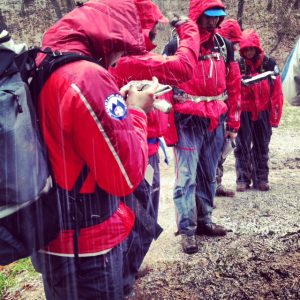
[105,94,128,120]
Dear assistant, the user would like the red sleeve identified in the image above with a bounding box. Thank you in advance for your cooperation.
[161,91,178,146]
[225,61,242,131]
[40,63,148,197]
[72,80,148,196]
[270,76,284,127]
[109,19,200,87]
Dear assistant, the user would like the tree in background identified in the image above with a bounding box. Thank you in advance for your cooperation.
[237,0,244,30]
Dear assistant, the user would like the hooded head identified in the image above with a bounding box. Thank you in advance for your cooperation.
[239,29,263,58]
[41,0,146,69]
[134,0,168,51]
[217,19,242,44]
[189,0,226,30]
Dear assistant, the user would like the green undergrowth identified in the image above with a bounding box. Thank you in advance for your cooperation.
[0,258,39,298]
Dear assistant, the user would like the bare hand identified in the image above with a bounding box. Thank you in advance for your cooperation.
[121,77,159,113]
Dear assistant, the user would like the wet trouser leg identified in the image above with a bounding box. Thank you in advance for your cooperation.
[251,111,272,185]
[216,124,226,188]
[235,111,272,186]
[173,114,202,236]
[235,112,253,185]
[216,156,225,188]
[196,118,224,225]
[122,153,160,294]
[148,153,160,223]
[31,245,124,300]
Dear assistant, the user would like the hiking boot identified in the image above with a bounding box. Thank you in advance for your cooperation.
[254,182,270,191]
[236,183,250,192]
[196,223,227,237]
[216,185,235,197]
[181,234,198,254]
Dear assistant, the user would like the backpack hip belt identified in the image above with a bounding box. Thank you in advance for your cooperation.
[174,91,228,103]
[58,186,120,231]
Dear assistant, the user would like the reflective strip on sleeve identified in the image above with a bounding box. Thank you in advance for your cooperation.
[71,83,133,189]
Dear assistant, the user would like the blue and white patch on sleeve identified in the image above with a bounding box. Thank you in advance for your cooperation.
[105,94,128,120]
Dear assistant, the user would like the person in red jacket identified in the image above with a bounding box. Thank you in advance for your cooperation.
[235,29,283,192]
[109,0,200,291]
[214,18,242,198]
[30,1,159,299]
[163,0,241,254]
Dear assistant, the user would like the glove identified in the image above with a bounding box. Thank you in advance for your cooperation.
[170,14,189,27]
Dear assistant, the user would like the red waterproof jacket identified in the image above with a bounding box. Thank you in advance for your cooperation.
[109,0,200,156]
[37,0,149,256]
[239,29,283,126]
[171,0,241,134]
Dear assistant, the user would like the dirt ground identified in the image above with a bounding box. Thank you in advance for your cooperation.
[1,1,299,299]
[6,106,298,300]
[129,115,300,299]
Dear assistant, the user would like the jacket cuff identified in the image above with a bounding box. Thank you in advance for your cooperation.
[128,106,146,116]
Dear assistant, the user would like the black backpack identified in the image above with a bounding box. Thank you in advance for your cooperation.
[0,46,100,266]
[163,32,234,64]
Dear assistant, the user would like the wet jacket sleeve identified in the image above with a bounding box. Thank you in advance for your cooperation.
[70,75,148,196]
[225,60,241,131]
[109,19,200,87]
[269,75,284,127]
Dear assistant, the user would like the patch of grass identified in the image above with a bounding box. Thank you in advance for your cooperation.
[0,271,15,298]
[0,258,39,298]
[279,102,300,130]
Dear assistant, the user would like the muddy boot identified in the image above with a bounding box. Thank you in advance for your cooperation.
[181,234,198,254]
[254,182,270,191]
[236,183,250,192]
[196,223,227,236]
[216,185,235,197]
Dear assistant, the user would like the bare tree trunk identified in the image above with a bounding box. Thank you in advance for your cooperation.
[237,0,245,30]
[0,9,7,31]
[65,0,75,11]
[51,0,63,19]
[267,0,273,11]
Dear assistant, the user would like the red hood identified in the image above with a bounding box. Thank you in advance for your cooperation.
[189,0,225,24]
[134,0,168,51]
[41,0,146,65]
[189,0,225,45]
[239,29,263,55]
[217,18,242,43]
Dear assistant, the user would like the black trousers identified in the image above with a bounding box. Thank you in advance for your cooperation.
[234,111,272,186]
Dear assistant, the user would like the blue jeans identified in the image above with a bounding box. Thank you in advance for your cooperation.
[235,111,272,186]
[31,244,124,300]
[173,113,225,235]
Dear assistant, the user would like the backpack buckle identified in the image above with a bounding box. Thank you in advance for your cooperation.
[53,50,62,57]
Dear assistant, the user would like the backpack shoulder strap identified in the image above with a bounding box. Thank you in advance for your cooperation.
[238,57,248,75]
[261,54,278,73]
[29,48,102,106]
[214,33,234,64]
